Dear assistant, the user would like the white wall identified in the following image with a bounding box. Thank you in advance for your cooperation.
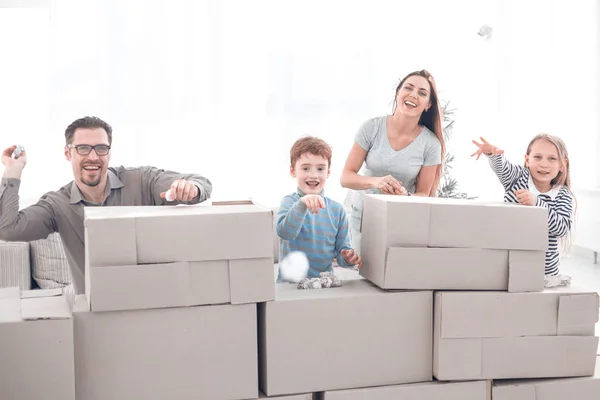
[1,0,599,250]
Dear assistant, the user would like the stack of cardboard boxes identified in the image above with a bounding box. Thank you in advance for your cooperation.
[260,194,600,399]
[77,202,275,400]
[325,194,598,399]
[2,195,599,399]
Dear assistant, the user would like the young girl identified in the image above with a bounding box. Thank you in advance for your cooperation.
[471,134,574,284]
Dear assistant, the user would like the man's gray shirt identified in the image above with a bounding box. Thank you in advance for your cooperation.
[0,166,212,293]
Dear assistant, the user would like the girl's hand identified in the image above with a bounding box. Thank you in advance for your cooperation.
[515,189,536,206]
[471,137,504,160]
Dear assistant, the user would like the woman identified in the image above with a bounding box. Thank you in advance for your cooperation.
[340,69,445,253]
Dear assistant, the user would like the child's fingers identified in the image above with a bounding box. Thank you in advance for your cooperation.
[311,198,321,213]
[310,201,318,213]
[319,196,325,209]
[471,140,483,148]
[343,250,359,265]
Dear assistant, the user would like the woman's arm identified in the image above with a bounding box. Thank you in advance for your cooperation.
[413,165,438,196]
[340,143,377,190]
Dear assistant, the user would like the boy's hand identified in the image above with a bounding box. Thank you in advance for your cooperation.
[341,249,362,268]
[301,194,325,214]
[515,189,536,206]
[471,137,504,160]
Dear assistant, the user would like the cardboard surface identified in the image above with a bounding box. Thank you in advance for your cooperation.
[260,279,433,396]
[434,288,599,380]
[74,297,258,400]
[492,356,600,399]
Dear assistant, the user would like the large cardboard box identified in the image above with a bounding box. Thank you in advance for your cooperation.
[0,287,75,400]
[434,287,599,380]
[360,195,547,292]
[73,295,258,400]
[84,201,275,311]
[492,356,600,399]
[259,279,433,396]
[320,380,491,399]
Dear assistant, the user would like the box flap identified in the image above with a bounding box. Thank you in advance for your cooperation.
[229,258,275,304]
[85,215,137,267]
[508,250,545,293]
[21,288,64,299]
[0,287,22,323]
[90,261,233,312]
[21,295,72,320]
[491,384,535,400]
[557,293,600,334]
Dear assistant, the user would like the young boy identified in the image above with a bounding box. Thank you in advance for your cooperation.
[276,136,361,282]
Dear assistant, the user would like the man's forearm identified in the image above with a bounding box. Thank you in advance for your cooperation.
[0,178,55,242]
[3,166,23,180]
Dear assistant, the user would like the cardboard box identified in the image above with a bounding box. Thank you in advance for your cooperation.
[360,195,547,292]
[320,379,491,399]
[434,287,599,380]
[84,201,275,311]
[0,287,75,400]
[73,295,258,400]
[259,279,433,396]
[492,356,600,399]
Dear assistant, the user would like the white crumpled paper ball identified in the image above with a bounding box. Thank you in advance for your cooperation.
[279,251,310,283]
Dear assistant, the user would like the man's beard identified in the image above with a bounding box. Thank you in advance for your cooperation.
[81,164,103,187]
[81,175,102,187]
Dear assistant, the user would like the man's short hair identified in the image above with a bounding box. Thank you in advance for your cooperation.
[65,116,113,145]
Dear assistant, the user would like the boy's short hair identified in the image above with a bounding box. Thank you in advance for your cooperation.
[290,136,333,168]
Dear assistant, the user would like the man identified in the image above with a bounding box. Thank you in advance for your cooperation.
[0,116,212,294]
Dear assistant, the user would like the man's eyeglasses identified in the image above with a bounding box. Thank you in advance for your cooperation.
[67,144,111,156]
